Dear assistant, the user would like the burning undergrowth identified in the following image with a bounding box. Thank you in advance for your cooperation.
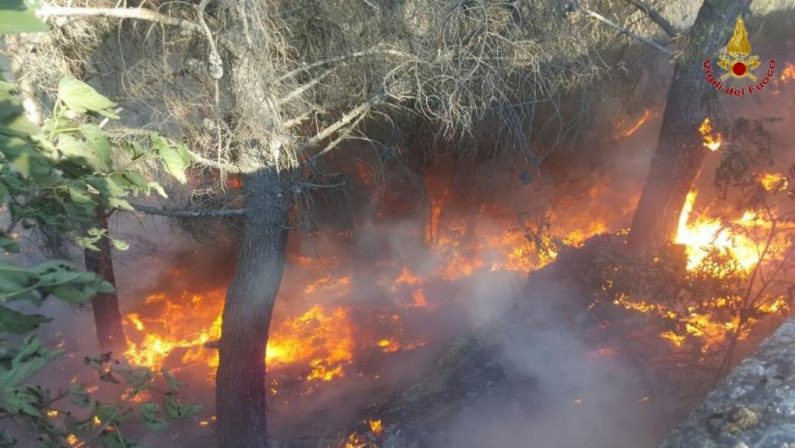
[102,75,795,446]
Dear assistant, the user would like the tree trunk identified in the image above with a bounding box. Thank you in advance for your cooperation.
[216,168,291,448]
[84,210,127,354]
[626,0,752,256]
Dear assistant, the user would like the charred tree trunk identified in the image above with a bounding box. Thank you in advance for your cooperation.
[216,168,291,448]
[84,210,127,354]
[627,0,752,256]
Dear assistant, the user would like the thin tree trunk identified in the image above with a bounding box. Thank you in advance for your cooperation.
[84,210,127,354]
[216,168,291,447]
[627,0,752,256]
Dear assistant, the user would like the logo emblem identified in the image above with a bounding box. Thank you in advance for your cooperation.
[702,16,775,97]
[717,17,760,82]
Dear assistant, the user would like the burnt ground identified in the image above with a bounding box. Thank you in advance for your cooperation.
[341,235,785,448]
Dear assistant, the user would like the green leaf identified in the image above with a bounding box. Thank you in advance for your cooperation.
[57,134,105,172]
[139,402,168,431]
[100,432,141,448]
[111,238,129,251]
[150,135,189,183]
[0,304,51,334]
[0,235,19,253]
[57,78,118,119]
[0,337,61,388]
[148,182,167,198]
[163,393,203,419]
[79,124,113,170]
[67,383,93,409]
[1,384,45,417]
[64,413,92,434]
[162,369,184,392]
[96,402,131,426]
[108,197,133,211]
[0,0,49,34]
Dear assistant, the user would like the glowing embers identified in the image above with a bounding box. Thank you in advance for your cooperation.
[341,419,384,448]
[614,109,654,138]
[780,63,795,82]
[698,118,722,151]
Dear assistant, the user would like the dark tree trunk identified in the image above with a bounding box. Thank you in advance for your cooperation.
[627,0,752,256]
[84,210,127,354]
[216,168,291,448]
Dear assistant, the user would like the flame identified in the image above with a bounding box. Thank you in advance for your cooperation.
[676,191,760,271]
[780,63,795,82]
[66,434,78,446]
[758,172,789,192]
[368,419,383,436]
[125,292,353,382]
[616,109,653,137]
[698,118,722,151]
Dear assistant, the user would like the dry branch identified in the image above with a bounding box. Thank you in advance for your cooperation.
[623,0,677,38]
[580,6,672,54]
[36,6,203,33]
[131,204,246,218]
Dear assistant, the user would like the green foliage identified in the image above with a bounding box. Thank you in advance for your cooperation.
[0,0,48,35]
[0,15,199,445]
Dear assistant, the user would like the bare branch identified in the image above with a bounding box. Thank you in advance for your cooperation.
[131,204,246,218]
[276,67,336,106]
[36,6,203,33]
[187,149,243,173]
[276,47,410,83]
[297,95,385,154]
[579,6,672,55]
[623,0,677,38]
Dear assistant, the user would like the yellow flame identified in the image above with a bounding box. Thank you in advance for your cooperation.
[698,118,722,151]
[759,172,789,192]
[368,419,384,436]
[676,190,760,270]
[781,63,795,82]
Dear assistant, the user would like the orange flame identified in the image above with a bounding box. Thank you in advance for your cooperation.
[698,118,722,151]
[781,63,795,82]
[758,172,789,192]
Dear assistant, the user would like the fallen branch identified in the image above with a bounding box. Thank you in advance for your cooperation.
[131,204,246,218]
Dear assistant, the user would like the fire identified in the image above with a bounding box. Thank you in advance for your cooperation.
[758,172,789,192]
[781,63,795,82]
[368,419,383,436]
[698,118,722,151]
[125,292,354,382]
[676,191,760,270]
[616,109,653,137]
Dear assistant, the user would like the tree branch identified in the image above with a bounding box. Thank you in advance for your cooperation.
[131,204,246,218]
[623,0,677,38]
[36,6,203,33]
[187,149,243,173]
[298,95,385,154]
[580,6,672,55]
[276,47,410,83]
